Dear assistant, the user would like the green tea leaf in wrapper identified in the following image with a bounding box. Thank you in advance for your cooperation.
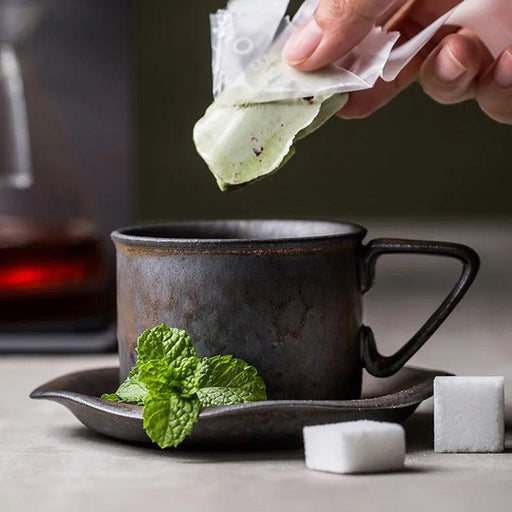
[193,93,347,191]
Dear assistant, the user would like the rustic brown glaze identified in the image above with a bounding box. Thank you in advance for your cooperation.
[112,220,479,401]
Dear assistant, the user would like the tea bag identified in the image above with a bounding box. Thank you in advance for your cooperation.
[194,94,347,190]
[194,0,511,190]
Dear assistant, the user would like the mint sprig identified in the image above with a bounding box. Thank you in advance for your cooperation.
[102,323,267,448]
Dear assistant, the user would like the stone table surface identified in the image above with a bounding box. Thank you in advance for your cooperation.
[1,221,511,511]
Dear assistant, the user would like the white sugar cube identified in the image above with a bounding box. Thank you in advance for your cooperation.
[434,376,504,453]
[303,420,405,474]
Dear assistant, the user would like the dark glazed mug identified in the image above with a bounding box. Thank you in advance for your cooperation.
[112,220,479,400]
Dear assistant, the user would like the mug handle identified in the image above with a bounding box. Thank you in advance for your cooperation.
[360,238,480,377]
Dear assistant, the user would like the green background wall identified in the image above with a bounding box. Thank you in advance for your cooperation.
[136,1,511,221]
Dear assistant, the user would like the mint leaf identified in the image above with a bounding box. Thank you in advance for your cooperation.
[115,373,147,405]
[101,393,121,402]
[198,355,267,406]
[138,357,201,397]
[197,387,257,407]
[143,394,200,448]
[101,366,148,406]
[137,324,196,365]
[137,360,170,395]
[172,356,202,397]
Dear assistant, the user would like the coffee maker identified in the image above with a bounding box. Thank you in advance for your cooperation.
[0,0,133,351]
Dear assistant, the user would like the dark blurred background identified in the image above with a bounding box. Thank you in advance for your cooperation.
[0,0,132,344]
[28,0,133,239]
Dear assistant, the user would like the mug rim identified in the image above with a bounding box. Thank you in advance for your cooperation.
[111,219,367,249]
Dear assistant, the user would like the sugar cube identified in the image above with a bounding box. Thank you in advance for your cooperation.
[303,420,405,474]
[434,376,504,453]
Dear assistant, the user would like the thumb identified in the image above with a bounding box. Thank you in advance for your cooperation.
[283,0,396,71]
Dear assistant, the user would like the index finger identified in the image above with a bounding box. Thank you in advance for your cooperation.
[283,0,397,71]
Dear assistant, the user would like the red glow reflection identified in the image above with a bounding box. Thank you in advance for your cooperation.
[0,260,93,292]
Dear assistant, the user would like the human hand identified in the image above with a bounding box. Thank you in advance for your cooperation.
[282,0,512,124]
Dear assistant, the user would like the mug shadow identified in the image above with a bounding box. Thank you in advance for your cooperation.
[60,426,445,469]
[60,409,512,463]
[60,425,304,463]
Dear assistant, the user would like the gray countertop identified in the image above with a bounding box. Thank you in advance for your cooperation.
[1,221,511,511]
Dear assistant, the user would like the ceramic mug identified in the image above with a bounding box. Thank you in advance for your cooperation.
[112,220,479,400]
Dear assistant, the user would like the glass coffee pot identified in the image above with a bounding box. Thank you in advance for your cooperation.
[0,0,109,330]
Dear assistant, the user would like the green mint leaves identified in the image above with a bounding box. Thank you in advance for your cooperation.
[101,323,267,448]
[137,324,196,364]
[143,394,200,449]
[101,366,148,406]
[198,355,267,406]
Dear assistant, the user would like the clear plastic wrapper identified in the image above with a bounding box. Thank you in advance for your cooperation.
[211,0,290,98]
[211,0,512,104]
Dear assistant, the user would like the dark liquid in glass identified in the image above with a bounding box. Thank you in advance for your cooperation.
[0,217,110,329]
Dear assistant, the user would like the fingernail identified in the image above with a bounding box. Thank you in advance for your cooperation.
[282,18,323,65]
[436,45,466,82]
[494,49,512,88]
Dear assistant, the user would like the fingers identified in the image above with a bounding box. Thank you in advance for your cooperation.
[420,34,512,124]
[419,32,491,105]
[337,81,400,119]
[476,48,512,124]
[338,53,421,118]
[339,30,500,120]
[282,0,397,71]
[282,0,512,124]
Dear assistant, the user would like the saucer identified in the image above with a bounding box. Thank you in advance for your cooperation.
[30,366,450,449]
